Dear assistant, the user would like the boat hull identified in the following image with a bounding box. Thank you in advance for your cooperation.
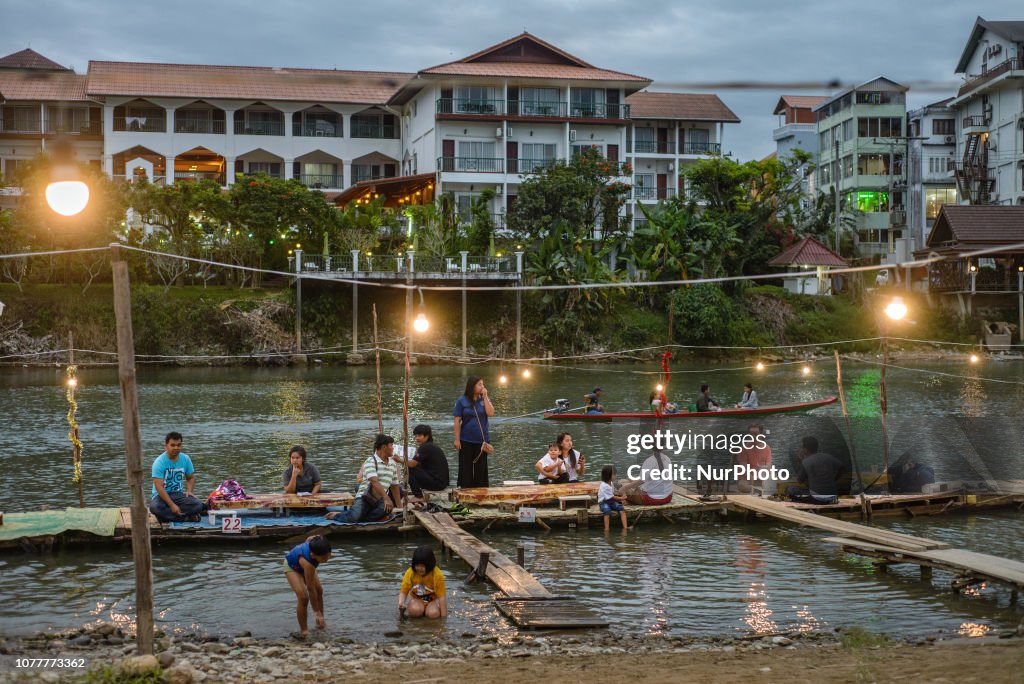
[542,396,838,421]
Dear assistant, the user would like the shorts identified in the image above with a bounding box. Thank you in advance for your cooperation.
[284,558,299,575]
[599,499,624,515]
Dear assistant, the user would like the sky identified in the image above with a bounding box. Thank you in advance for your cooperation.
[1,0,1019,161]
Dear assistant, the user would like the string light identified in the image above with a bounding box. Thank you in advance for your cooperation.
[755,361,765,371]
[522,369,531,379]
[801,365,811,376]
[499,374,508,384]
[655,384,663,392]
[969,354,979,364]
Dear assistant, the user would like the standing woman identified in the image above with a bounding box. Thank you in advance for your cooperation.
[453,376,495,488]
[557,432,586,482]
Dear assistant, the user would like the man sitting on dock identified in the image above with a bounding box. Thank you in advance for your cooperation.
[326,435,402,523]
[786,436,847,505]
[149,431,206,523]
[407,424,450,502]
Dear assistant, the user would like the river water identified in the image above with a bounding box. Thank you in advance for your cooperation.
[1,358,1022,640]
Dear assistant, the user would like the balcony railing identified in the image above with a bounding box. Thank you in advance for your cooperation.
[930,262,1021,293]
[299,174,342,189]
[957,58,1023,97]
[43,120,102,135]
[1,119,43,133]
[889,209,906,226]
[437,157,504,173]
[293,122,342,138]
[455,213,506,228]
[634,140,672,154]
[113,116,166,132]
[174,119,226,134]
[174,171,225,183]
[436,98,505,116]
[634,187,677,201]
[508,100,567,117]
[680,141,721,155]
[234,120,285,136]
[568,103,630,119]
[506,158,557,174]
[350,123,399,139]
[962,115,988,129]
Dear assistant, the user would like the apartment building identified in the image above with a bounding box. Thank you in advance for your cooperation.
[772,95,827,198]
[814,77,908,258]
[1,35,740,231]
[950,17,1024,206]
[906,100,958,252]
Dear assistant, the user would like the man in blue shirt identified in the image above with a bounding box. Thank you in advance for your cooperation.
[148,431,206,522]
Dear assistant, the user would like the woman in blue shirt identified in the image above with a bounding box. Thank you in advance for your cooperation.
[453,376,495,488]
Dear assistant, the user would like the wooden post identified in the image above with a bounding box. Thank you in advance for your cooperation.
[516,543,525,567]
[294,250,302,353]
[879,334,891,492]
[460,250,468,361]
[576,508,588,528]
[920,565,933,581]
[834,351,865,503]
[109,244,155,656]
[372,305,383,435]
[351,283,358,353]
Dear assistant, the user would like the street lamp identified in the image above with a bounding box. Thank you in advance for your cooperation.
[878,295,908,494]
[45,139,89,217]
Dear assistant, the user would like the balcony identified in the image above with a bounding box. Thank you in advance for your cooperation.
[113,116,167,133]
[506,158,556,174]
[680,141,721,155]
[1,119,43,134]
[889,209,906,226]
[293,123,342,138]
[234,120,285,136]
[174,171,225,184]
[508,100,567,117]
[350,123,399,139]
[634,187,677,201]
[436,98,505,116]
[568,103,630,120]
[437,157,504,173]
[957,58,1024,97]
[352,171,395,184]
[962,115,989,134]
[299,174,342,189]
[44,120,102,135]
[174,119,226,134]
[634,140,672,154]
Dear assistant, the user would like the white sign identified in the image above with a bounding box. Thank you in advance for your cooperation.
[221,515,242,534]
[517,507,537,523]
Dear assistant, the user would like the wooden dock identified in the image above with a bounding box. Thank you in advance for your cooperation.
[413,511,607,629]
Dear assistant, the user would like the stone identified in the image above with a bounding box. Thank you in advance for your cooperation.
[157,637,173,651]
[165,664,195,684]
[95,622,117,636]
[69,635,92,647]
[235,631,253,638]
[119,654,160,676]
[479,644,497,652]
[384,630,403,638]
[312,641,326,650]
[262,646,283,658]
[158,650,176,668]
[179,642,201,653]
[38,672,60,683]
[107,636,124,645]
[203,642,230,654]
[772,636,793,646]
[235,637,256,647]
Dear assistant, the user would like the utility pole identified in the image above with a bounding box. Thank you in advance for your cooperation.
[834,137,841,253]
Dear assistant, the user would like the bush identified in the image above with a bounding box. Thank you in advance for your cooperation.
[672,284,736,346]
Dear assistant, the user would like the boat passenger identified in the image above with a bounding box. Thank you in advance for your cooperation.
[785,436,846,504]
[619,450,674,505]
[148,431,207,523]
[283,445,322,495]
[695,384,721,412]
[536,442,569,485]
[407,424,450,502]
[735,383,759,409]
[557,432,586,482]
[325,435,401,523]
[598,465,629,532]
[398,545,448,619]
[584,387,605,414]
[284,534,332,637]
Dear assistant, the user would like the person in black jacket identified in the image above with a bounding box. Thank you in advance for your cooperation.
[408,424,450,501]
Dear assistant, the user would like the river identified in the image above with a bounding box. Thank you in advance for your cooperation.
[1,358,1022,640]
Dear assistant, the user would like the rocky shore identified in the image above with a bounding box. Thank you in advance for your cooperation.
[1,620,1022,683]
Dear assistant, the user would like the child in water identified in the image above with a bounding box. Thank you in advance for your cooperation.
[284,534,332,637]
[598,465,629,532]
[398,545,448,619]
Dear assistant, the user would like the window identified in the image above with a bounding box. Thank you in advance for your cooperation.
[635,127,656,153]
[820,129,832,151]
[456,193,480,222]
[455,86,498,113]
[842,119,854,141]
[570,88,606,117]
[295,110,341,137]
[247,162,282,177]
[857,117,903,138]
[848,190,891,213]
[857,154,903,176]
[521,143,556,172]
[932,119,955,136]
[519,87,560,116]
[456,141,496,171]
[46,106,91,133]
[855,91,904,105]
[2,105,41,132]
[572,143,604,158]
[842,155,854,177]
[3,158,26,180]
[925,187,958,219]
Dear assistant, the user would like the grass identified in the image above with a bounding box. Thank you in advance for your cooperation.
[79,664,163,684]
[840,626,893,650]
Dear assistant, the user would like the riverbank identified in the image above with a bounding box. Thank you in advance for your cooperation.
[1,623,1022,683]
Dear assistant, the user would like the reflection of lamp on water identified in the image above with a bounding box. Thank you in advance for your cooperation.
[756,361,765,371]
[969,353,979,364]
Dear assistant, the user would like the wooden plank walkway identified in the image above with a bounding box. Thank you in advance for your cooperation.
[413,511,608,629]
[727,495,950,552]
[824,537,1024,591]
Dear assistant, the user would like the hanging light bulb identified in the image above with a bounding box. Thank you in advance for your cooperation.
[884,296,907,321]
[522,369,531,379]
[66,376,78,388]
[655,384,663,392]
[412,289,429,333]
[45,139,89,217]
[499,374,508,385]
[801,365,811,376]
[969,353,979,364]
[756,361,765,371]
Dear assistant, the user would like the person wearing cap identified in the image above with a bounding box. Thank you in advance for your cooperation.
[584,387,605,414]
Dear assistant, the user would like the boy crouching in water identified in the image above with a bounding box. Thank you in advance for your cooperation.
[284,535,332,637]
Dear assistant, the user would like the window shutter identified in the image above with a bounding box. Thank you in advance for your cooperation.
[384,163,396,177]
[507,141,518,173]
[442,139,455,157]
[293,161,301,178]
[607,144,618,161]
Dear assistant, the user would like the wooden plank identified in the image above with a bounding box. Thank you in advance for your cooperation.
[493,598,608,629]
[729,495,949,551]
[454,482,599,505]
[209,492,353,510]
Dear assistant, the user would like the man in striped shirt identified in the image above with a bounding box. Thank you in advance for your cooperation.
[327,435,402,523]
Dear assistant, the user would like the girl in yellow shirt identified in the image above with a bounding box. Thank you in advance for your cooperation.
[398,545,447,619]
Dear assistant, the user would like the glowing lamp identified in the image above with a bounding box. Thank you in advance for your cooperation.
[499,375,508,385]
[969,354,979,364]
[884,296,907,321]
[522,369,532,379]
[655,384,664,392]
[413,313,429,334]
[801,365,811,376]
[66,377,78,388]
[45,181,90,217]
[756,361,765,371]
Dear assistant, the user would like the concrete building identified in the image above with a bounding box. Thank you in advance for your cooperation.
[950,17,1024,206]
[906,99,959,252]
[814,77,908,258]
[772,95,827,200]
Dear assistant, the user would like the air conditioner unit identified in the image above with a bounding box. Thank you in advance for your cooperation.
[991,43,1002,55]
[944,135,956,144]
[987,138,997,151]
[569,129,577,142]
[495,127,503,138]
[667,162,674,171]
[506,126,513,138]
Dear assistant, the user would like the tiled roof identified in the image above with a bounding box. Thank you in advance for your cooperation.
[420,62,649,82]
[772,95,828,114]
[626,91,739,122]
[926,205,1024,248]
[768,236,848,267]
[0,70,90,101]
[87,61,413,104]
[0,48,70,71]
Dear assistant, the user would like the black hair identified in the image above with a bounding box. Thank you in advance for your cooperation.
[374,434,395,452]
[464,376,482,399]
[601,465,615,484]
[700,384,709,393]
[413,424,433,441]
[411,545,437,574]
[289,445,307,465]
[165,431,183,444]
[556,432,577,469]
[744,382,753,390]
[801,436,819,454]
[309,535,331,557]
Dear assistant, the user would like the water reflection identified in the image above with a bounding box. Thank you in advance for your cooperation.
[958,377,986,418]
[272,380,313,423]
[736,537,777,635]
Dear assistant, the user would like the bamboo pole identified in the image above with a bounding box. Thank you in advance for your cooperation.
[372,304,383,435]
[110,244,155,656]
[834,351,866,507]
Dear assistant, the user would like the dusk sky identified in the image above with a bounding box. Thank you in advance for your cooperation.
[2,0,1018,160]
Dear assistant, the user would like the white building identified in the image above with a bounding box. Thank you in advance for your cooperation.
[950,16,1024,206]
[906,99,958,252]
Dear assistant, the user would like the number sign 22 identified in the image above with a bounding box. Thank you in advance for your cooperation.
[221,516,242,533]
